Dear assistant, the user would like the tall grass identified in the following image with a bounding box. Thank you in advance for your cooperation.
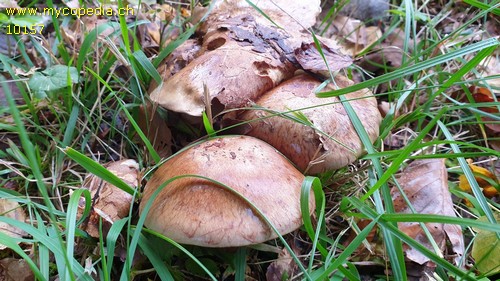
[0,0,499,280]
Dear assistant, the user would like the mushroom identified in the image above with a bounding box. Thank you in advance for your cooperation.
[79,159,139,238]
[233,74,381,174]
[150,13,297,117]
[139,135,314,247]
[149,0,352,119]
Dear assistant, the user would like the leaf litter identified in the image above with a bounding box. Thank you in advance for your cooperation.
[393,159,465,268]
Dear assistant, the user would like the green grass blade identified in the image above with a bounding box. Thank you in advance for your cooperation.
[99,219,109,281]
[152,26,197,67]
[141,228,218,281]
[34,225,91,280]
[77,22,120,71]
[361,108,446,200]
[0,232,45,280]
[62,147,137,195]
[311,28,407,279]
[317,38,499,97]
[203,111,216,137]
[1,71,76,280]
[300,176,328,260]
[463,0,500,16]
[233,247,247,281]
[347,197,477,280]
[116,0,132,56]
[116,99,161,163]
[137,234,175,281]
[106,218,129,281]
[35,212,51,280]
[437,121,498,233]
[65,188,92,277]
[82,66,161,163]
[382,214,500,232]
[310,218,379,279]
[244,0,282,28]
[132,50,162,85]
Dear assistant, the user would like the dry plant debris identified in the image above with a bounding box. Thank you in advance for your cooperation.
[393,159,464,267]
[137,102,173,159]
[0,258,33,281]
[0,199,27,250]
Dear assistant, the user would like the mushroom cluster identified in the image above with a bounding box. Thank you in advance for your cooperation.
[140,0,382,247]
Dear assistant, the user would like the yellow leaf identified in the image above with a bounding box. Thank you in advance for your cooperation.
[458,159,499,198]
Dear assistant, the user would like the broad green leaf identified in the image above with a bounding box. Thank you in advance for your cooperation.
[28,65,79,98]
[0,13,8,22]
[10,16,43,26]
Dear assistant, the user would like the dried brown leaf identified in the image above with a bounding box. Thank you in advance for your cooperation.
[0,199,27,250]
[150,38,202,90]
[137,102,172,159]
[331,15,365,45]
[294,42,353,76]
[197,0,321,34]
[266,248,298,281]
[0,258,34,281]
[79,159,139,238]
[0,1,19,9]
[393,159,464,266]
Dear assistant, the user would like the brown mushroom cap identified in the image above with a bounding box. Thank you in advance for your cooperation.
[235,74,381,174]
[149,0,330,118]
[139,135,314,247]
[149,14,296,117]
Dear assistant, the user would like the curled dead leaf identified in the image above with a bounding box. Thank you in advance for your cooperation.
[266,246,299,281]
[294,42,353,76]
[78,159,139,238]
